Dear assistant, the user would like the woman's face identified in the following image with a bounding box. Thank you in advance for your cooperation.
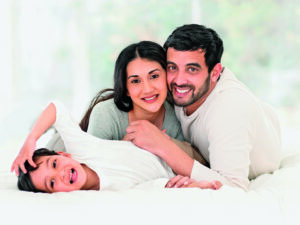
[30,153,87,193]
[126,58,167,115]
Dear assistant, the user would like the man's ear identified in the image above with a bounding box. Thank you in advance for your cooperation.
[210,63,222,82]
[57,151,71,158]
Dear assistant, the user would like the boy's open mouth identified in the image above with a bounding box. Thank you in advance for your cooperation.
[70,168,77,184]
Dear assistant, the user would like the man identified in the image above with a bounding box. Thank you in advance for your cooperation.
[126,24,281,191]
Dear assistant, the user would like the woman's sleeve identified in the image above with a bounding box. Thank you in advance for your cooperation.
[87,101,117,139]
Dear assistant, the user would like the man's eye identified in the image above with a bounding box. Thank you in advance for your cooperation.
[53,160,57,168]
[50,179,55,188]
[167,65,176,71]
[188,67,198,72]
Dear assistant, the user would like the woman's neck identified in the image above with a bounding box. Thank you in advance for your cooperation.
[129,106,165,129]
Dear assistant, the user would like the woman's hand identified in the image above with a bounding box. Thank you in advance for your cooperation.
[123,120,170,155]
[11,138,37,176]
[165,175,222,190]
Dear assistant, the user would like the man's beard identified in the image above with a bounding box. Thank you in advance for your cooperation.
[170,73,210,107]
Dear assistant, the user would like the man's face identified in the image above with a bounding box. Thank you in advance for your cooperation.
[166,48,213,114]
[30,154,87,193]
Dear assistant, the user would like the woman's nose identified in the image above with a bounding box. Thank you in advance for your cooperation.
[143,80,153,92]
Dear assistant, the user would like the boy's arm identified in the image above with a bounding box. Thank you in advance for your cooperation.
[11,103,56,175]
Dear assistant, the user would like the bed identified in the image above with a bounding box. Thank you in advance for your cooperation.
[1,136,300,225]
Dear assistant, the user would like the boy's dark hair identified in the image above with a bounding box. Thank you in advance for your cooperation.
[163,24,224,73]
[17,148,59,193]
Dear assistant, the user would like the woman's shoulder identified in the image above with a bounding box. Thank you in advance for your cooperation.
[163,100,176,116]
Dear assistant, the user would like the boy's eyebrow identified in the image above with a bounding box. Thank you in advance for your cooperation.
[44,178,50,193]
[44,157,51,192]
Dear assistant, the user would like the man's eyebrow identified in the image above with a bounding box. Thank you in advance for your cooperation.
[186,63,201,68]
[166,61,175,65]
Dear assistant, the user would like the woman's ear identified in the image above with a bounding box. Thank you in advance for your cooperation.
[57,151,71,158]
[211,63,222,82]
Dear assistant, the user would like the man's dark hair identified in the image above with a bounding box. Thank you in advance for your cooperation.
[163,24,224,73]
[17,148,59,193]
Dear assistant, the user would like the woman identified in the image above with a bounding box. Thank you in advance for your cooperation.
[47,41,206,168]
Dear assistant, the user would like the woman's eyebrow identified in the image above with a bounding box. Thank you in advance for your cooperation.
[148,68,159,74]
[127,75,138,79]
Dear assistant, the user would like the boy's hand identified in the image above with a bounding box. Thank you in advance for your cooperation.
[165,175,222,190]
[11,138,36,176]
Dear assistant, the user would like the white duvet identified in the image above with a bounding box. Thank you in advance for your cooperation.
[1,143,300,225]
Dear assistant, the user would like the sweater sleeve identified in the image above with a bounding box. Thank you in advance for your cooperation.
[87,100,125,140]
[190,90,257,191]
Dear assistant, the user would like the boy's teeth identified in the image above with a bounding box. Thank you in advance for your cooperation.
[70,169,74,184]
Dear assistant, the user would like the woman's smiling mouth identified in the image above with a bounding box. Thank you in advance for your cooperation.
[142,94,158,103]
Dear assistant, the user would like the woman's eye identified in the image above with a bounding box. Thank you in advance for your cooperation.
[50,179,55,188]
[131,79,140,84]
[53,160,57,168]
[150,74,159,79]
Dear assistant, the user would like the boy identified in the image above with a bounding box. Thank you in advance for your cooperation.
[12,101,221,193]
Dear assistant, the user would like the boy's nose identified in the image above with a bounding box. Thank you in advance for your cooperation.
[58,168,66,182]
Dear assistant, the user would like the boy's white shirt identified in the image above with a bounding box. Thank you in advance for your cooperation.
[52,101,175,191]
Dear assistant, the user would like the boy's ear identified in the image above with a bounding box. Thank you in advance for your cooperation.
[57,151,71,158]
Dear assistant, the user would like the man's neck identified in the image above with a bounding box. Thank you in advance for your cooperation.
[184,82,217,116]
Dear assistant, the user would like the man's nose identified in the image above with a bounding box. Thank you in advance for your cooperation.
[171,70,186,86]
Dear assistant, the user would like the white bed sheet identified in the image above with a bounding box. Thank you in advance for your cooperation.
[1,145,300,225]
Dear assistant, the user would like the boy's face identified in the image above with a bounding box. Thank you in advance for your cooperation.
[30,153,87,193]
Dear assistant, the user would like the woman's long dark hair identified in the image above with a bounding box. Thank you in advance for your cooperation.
[79,41,166,132]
